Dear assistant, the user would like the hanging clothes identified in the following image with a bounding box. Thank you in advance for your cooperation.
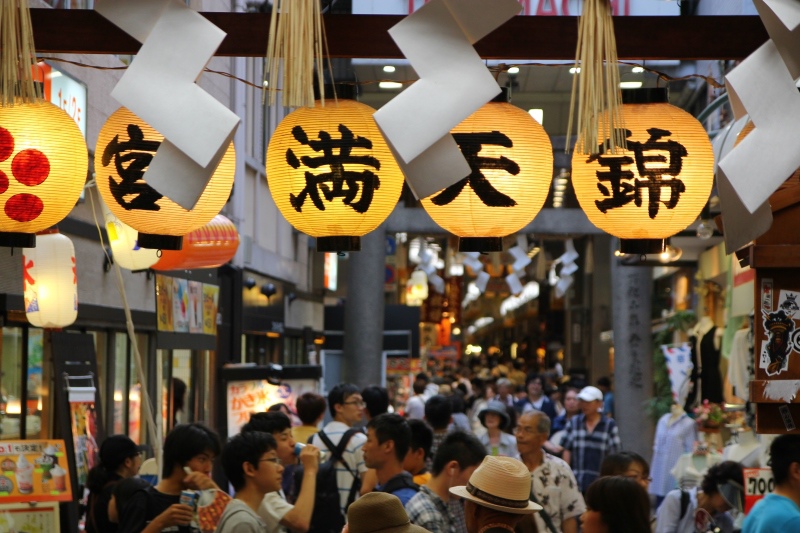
[649,412,697,498]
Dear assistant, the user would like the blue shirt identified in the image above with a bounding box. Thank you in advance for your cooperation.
[562,414,621,493]
[743,493,800,533]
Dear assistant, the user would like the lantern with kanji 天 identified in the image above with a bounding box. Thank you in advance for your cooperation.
[94,107,236,251]
[153,214,239,271]
[99,194,159,271]
[23,232,77,328]
[266,89,404,252]
[571,88,714,254]
[420,89,553,252]
[0,102,88,247]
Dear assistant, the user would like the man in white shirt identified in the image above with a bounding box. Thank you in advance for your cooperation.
[405,379,428,420]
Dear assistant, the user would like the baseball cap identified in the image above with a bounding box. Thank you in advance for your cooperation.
[577,386,604,403]
[100,435,146,471]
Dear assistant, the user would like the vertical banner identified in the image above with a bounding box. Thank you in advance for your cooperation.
[172,278,189,332]
[188,281,204,333]
[203,284,219,335]
[67,387,99,490]
[156,274,174,331]
[661,343,694,406]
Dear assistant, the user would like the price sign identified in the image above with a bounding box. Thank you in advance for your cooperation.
[744,468,774,514]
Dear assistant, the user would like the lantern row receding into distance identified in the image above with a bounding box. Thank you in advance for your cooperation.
[95,107,236,251]
[266,87,404,252]
[421,88,553,252]
[23,232,77,328]
[571,88,714,254]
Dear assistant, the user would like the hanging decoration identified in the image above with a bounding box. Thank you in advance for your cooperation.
[98,193,159,271]
[420,89,553,252]
[266,92,404,252]
[23,232,77,328]
[566,0,625,156]
[548,239,579,298]
[0,0,88,248]
[95,107,236,251]
[405,270,429,306]
[571,88,714,254]
[152,214,239,271]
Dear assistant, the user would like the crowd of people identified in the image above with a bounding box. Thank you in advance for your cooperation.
[82,364,800,533]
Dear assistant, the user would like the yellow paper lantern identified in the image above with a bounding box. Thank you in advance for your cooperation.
[420,90,553,251]
[23,232,77,328]
[0,101,88,247]
[572,88,714,254]
[266,97,404,252]
[98,194,159,271]
[95,107,236,250]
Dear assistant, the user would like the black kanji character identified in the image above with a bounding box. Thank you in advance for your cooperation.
[101,124,163,211]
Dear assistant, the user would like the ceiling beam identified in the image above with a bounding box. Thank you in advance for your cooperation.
[31,10,766,60]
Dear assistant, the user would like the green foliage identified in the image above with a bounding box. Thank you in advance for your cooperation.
[646,310,696,423]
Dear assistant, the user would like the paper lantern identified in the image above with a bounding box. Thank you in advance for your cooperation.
[152,214,239,271]
[98,194,159,271]
[572,88,714,254]
[0,101,88,247]
[406,270,429,306]
[23,232,77,328]
[266,94,404,252]
[95,107,236,251]
[420,90,553,252]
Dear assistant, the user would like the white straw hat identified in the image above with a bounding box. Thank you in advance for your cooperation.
[449,456,542,515]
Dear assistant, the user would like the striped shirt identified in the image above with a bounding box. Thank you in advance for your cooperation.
[562,414,621,493]
[311,421,367,513]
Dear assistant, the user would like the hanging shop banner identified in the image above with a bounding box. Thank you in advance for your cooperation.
[155,273,219,338]
[226,379,318,437]
[203,284,219,335]
[744,468,774,514]
[68,386,99,490]
[0,440,73,504]
[188,281,204,334]
[0,502,59,532]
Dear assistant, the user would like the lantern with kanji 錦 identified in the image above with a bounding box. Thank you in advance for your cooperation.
[23,232,77,328]
[420,89,553,252]
[0,102,88,247]
[266,91,404,252]
[153,214,239,271]
[95,107,236,251]
[571,88,714,254]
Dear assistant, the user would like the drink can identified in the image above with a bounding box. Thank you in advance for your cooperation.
[180,489,198,509]
[294,443,306,456]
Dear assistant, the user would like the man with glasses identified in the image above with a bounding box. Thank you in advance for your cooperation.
[241,412,321,533]
[743,434,800,532]
[515,411,584,533]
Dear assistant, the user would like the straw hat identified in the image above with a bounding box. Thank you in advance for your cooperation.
[478,400,511,430]
[347,492,430,533]
[450,456,542,514]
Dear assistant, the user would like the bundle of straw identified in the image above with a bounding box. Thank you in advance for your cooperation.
[0,0,41,106]
[264,0,329,108]
[566,0,625,155]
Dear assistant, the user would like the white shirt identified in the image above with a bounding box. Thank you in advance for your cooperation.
[258,490,293,533]
[530,453,585,533]
[405,395,426,420]
[310,421,367,513]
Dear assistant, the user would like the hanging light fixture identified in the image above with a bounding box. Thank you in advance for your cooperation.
[420,88,553,252]
[571,88,714,254]
[23,231,77,328]
[266,86,404,252]
[98,193,159,271]
[95,107,236,250]
[152,214,239,271]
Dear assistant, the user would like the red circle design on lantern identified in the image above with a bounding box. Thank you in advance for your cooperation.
[0,171,8,195]
[12,149,49,186]
[6,193,43,222]
[0,128,13,162]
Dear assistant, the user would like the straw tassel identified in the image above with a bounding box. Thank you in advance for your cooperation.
[0,0,41,105]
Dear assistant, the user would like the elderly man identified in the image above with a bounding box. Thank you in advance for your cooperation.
[516,411,585,533]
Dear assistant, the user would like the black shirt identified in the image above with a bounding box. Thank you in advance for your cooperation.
[118,486,201,533]
[86,473,122,533]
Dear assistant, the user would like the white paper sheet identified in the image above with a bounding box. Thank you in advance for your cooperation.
[506,272,524,295]
[718,167,774,253]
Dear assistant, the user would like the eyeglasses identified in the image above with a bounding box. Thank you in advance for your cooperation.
[625,474,653,483]
[260,457,282,466]
[343,400,365,407]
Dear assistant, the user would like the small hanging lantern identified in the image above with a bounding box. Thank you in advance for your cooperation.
[152,214,239,271]
[95,107,236,251]
[23,232,77,328]
[405,270,429,306]
[266,87,404,252]
[98,193,159,271]
[420,89,553,252]
[571,88,714,254]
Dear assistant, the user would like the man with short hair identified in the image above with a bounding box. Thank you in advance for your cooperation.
[217,431,284,533]
[743,434,800,532]
[562,386,621,493]
[362,386,390,421]
[241,412,320,533]
[424,395,453,469]
[516,411,585,533]
[293,393,326,445]
[362,413,419,505]
[404,419,434,486]
[405,379,428,420]
[310,383,368,514]
[405,431,486,533]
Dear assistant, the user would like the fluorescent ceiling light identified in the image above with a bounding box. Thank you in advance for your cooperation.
[383,65,396,73]
[379,81,403,90]
[569,67,581,74]
[528,108,543,124]
[631,66,645,73]
[508,66,520,75]
[620,81,643,89]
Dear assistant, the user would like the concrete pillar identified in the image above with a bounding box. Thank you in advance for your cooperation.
[343,225,386,387]
[610,240,655,459]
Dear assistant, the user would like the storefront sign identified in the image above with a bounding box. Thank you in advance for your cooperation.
[0,502,59,532]
[39,62,87,139]
[0,440,73,503]
[744,468,774,514]
[226,379,318,437]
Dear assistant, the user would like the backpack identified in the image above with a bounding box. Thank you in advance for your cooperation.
[291,428,362,533]
[679,489,690,519]
[379,472,419,497]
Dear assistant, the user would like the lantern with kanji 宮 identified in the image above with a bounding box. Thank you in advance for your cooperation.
[571,88,714,254]
[95,107,236,250]
[153,214,239,271]
[23,232,77,328]
[0,102,88,247]
[420,89,553,252]
[266,92,404,252]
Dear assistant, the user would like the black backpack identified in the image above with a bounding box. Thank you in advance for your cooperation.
[291,428,362,533]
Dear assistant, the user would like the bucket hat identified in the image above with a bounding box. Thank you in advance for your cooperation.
[347,492,430,533]
[478,400,511,430]
[450,456,542,514]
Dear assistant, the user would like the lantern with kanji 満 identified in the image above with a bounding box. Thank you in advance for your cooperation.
[266,89,404,252]
[153,214,239,271]
[571,88,714,254]
[95,107,236,251]
[420,89,553,252]
[0,102,88,247]
[99,194,159,271]
[23,232,77,328]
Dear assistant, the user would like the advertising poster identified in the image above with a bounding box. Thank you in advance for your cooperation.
[156,274,173,332]
[203,284,219,335]
[68,399,99,489]
[172,278,189,333]
[0,502,59,533]
[226,379,318,437]
[0,440,73,504]
[188,281,204,334]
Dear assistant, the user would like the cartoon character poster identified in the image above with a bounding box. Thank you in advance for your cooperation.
[188,281,203,334]
[760,289,800,376]
[172,278,189,333]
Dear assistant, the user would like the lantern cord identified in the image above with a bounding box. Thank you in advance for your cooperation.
[1,0,42,105]
[86,184,161,473]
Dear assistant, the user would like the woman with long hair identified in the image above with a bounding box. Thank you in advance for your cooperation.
[582,476,652,533]
[85,435,144,533]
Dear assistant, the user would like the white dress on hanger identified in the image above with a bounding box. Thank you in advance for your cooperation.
[649,412,698,497]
